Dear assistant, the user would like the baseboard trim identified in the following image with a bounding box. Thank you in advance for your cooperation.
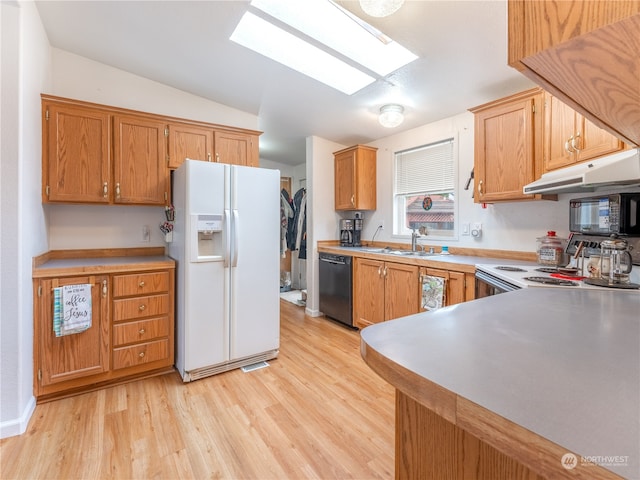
[0,395,36,439]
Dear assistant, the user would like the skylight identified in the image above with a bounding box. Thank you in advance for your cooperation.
[230,0,418,95]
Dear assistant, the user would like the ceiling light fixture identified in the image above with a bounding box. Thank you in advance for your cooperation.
[379,104,404,128]
[359,0,405,17]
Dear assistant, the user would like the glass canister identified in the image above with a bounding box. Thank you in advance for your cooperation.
[600,235,633,284]
[536,231,566,267]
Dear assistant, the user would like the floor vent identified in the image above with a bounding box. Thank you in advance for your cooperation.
[241,361,269,373]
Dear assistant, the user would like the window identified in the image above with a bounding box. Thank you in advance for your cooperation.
[393,138,457,239]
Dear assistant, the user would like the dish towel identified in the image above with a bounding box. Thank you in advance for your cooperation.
[421,275,445,311]
[53,284,92,336]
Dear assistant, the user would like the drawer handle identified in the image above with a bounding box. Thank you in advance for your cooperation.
[138,281,145,287]
[103,182,108,198]
[138,351,145,358]
[116,182,121,198]
[139,304,146,311]
[139,328,146,334]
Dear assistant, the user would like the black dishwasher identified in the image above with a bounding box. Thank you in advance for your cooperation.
[319,253,353,328]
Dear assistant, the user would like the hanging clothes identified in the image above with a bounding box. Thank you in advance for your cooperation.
[280,189,294,258]
[291,188,307,259]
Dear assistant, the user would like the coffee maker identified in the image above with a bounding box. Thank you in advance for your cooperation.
[340,219,353,246]
[352,212,363,247]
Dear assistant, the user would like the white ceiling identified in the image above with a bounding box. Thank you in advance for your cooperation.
[35,0,535,166]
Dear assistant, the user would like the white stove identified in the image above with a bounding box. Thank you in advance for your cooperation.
[475,263,640,292]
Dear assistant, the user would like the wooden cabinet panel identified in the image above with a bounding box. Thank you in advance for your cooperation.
[544,93,626,172]
[43,102,111,203]
[112,338,170,370]
[471,89,547,203]
[113,294,170,322]
[112,317,170,347]
[354,258,385,328]
[353,258,419,329]
[422,267,469,308]
[334,145,377,211]
[385,263,420,321]
[167,123,214,169]
[35,275,110,390]
[214,130,259,167]
[113,114,169,205]
[113,271,170,297]
[508,1,640,146]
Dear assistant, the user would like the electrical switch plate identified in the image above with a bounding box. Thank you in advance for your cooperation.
[141,225,150,242]
[462,223,470,235]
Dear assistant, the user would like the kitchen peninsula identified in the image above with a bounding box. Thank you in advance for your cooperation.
[360,288,639,480]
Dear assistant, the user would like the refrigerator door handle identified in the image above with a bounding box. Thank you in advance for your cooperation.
[231,209,239,267]
[224,209,231,267]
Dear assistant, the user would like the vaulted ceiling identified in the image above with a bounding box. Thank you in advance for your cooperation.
[35,0,535,165]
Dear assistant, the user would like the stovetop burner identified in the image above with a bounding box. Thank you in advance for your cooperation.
[535,267,559,274]
[524,276,578,286]
[495,266,527,272]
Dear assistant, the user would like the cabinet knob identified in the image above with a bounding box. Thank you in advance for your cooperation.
[215,153,220,163]
[378,266,382,276]
[139,328,146,334]
[103,182,108,198]
[102,280,108,298]
[138,351,145,358]
[572,132,582,152]
[351,195,355,206]
[138,281,145,287]
[207,153,212,162]
[115,183,121,198]
[477,180,483,194]
[565,135,575,154]
[139,304,146,311]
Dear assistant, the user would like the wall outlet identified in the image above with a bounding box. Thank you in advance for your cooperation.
[378,220,384,230]
[141,225,150,242]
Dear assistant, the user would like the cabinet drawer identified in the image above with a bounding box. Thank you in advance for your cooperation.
[113,271,170,297]
[113,294,170,321]
[112,317,169,347]
[112,338,169,370]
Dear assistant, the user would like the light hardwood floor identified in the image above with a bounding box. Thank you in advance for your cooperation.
[0,300,395,479]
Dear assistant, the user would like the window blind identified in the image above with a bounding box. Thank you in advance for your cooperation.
[395,138,454,195]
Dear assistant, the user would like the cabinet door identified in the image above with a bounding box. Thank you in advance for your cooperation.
[423,267,468,307]
[335,149,357,210]
[168,123,214,169]
[576,116,626,163]
[35,275,110,390]
[43,101,111,203]
[473,90,543,203]
[385,262,420,321]
[353,258,385,328]
[113,114,169,205]
[214,130,259,166]
[544,94,577,171]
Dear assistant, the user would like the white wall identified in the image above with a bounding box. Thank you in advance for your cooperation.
[1,0,51,438]
[46,49,261,250]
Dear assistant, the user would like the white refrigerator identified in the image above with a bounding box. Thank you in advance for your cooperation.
[169,159,280,382]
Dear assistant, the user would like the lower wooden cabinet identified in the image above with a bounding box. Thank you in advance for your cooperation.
[33,265,174,401]
[353,258,420,329]
[420,267,475,308]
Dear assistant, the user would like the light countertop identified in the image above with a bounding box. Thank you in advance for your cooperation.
[360,288,640,479]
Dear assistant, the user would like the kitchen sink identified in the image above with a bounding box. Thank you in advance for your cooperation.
[360,247,386,253]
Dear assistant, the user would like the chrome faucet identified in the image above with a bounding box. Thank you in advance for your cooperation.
[411,229,419,252]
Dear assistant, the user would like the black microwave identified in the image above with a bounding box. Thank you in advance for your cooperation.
[569,193,640,236]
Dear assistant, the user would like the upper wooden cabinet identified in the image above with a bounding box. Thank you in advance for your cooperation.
[167,124,259,169]
[214,130,259,167]
[42,95,262,205]
[508,0,640,147]
[43,102,111,204]
[113,114,169,205]
[334,145,377,211]
[470,88,554,203]
[543,93,627,172]
[167,123,214,169]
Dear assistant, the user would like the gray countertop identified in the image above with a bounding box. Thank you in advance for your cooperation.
[361,288,640,479]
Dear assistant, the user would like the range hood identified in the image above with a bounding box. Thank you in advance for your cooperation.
[523,148,640,194]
